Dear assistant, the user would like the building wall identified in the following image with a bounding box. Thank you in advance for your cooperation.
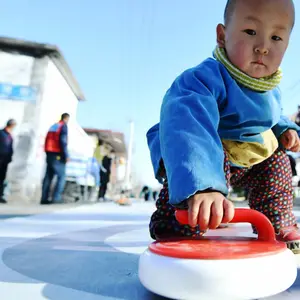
[0,51,39,202]
[2,54,92,203]
[38,60,78,137]
[0,51,34,134]
[7,56,48,202]
[39,59,94,160]
[0,51,33,84]
[37,60,80,163]
[31,60,94,201]
[0,50,92,203]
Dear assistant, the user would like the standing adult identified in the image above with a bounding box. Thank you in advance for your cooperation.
[98,149,115,201]
[41,113,70,204]
[0,119,16,203]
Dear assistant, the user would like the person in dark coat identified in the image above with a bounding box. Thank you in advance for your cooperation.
[152,190,158,201]
[98,150,115,201]
[139,186,152,201]
[0,119,17,203]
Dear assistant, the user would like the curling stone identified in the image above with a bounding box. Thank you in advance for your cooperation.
[138,208,297,300]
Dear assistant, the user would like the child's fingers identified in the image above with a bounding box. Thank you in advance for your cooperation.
[188,201,200,227]
[295,139,300,152]
[198,200,212,230]
[290,144,299,152]
[209,200,224,229]
[289,134,296,149]
[288,135,300,152]
[222,199,235,224]
[286,132,296,149]
[281,133,292,149]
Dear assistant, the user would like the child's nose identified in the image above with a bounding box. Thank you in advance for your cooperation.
[254,46,269,55]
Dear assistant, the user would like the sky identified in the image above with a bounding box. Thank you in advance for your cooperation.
[2,0,300,188]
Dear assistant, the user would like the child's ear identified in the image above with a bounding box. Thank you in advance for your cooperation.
[216,24,226,48]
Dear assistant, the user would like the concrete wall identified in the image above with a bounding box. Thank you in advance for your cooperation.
[39,60,94,169]
[38,60,78,137]
[0,51,34,135]
[0,51,33,84]
[37,60,80,162]
[0,51,92,203]
[7,56,49,203]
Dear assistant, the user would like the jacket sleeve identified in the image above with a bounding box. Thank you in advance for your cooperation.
[0,131,13,162]
[8,137,13,162]
[160,64,227,206]
[0,131,4,157]
[59,124,69,160]
[272,115,300,139]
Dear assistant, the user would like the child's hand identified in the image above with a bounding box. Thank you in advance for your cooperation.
[187,192,234,230]
[280,130,300,152]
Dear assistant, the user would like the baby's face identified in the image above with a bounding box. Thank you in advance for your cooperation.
[219,0,294,78]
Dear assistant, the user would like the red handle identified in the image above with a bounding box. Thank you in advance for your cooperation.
[175,208,276,242]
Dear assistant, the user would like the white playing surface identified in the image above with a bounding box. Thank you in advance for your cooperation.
[0,200,299,299]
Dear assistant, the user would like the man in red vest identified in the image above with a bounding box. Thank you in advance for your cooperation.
[41,113,70,204]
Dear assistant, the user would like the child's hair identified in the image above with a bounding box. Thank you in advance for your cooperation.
[224,0,295,29]
[224,0,236,25]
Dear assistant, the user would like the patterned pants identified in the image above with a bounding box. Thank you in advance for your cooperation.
[150,149,296,240]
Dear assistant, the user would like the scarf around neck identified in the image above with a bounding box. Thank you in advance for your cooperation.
[213,47,282,92]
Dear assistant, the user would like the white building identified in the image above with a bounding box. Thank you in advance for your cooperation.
[0,37,94,203]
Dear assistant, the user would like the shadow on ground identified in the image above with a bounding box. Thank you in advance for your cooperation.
[1,225,169,299]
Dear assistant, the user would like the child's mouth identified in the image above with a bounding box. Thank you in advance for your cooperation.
[252,58,265,66]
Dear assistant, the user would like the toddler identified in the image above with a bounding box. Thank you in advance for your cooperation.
[147,0,300,253]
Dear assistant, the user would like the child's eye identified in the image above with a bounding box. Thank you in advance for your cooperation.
[244,29,256,36]
[272,35,282,41]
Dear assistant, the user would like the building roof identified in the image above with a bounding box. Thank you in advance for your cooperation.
[84,128,127,155]
[0,36,85,101]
